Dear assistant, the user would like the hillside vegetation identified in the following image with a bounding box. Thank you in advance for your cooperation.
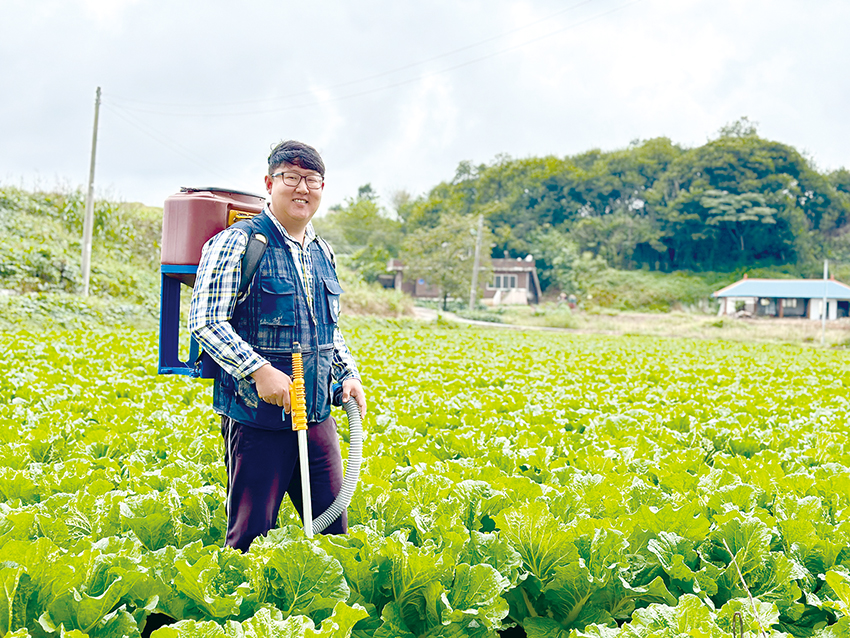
[0,186,411,330]
[0,187,162,328]
[6,120,850,328]
[401,121,850,276]
[317,120,850,309]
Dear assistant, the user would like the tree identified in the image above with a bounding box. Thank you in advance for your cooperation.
[316,184,398,253]
[700,190,778,254]
[397,134,850,275]
[717,116,759,138]
[313,185,402,282]
[571,213,663,270]
[400,212,491,310]
[526,225,580,292]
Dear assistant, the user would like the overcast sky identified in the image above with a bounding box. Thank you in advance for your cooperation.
[2,0,848,215]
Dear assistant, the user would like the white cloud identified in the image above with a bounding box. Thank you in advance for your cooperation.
[310,84,346,160]
[80,0,143,28]
[1,0,849,206]
[408,75,458,147]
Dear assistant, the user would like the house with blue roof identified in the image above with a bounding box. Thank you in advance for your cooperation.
[713,276,850,320]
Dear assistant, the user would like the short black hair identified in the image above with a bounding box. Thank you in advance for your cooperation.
[268,140,325,177]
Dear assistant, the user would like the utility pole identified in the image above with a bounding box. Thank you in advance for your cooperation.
[821,258,828,346]
[81,86,101,297]
[469,214,484,311]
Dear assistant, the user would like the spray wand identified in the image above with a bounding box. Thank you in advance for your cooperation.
[289,342,313,537]
[289,342,364,538]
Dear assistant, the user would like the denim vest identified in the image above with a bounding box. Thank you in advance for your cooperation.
[212,213,343,429]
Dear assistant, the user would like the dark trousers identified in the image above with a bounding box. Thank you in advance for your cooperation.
[221,415,348,552]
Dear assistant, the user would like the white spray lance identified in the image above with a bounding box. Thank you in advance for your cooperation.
[289,342,363,537]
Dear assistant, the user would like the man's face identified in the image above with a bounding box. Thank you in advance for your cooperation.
[264,162,324,230]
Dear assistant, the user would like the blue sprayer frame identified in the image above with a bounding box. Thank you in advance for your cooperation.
[158,263,345,401]
[158,265,200,376]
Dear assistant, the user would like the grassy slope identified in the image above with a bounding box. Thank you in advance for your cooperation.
[0,187,162,329]
[0,186,411,330]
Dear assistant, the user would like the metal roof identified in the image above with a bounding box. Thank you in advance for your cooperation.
[490,258,538,271]
[713,278,850,299]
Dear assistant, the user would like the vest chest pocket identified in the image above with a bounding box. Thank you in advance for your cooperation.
[322,278,344,324]
[259,279,296,326]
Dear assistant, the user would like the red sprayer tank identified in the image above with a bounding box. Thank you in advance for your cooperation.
[161,187,266,284]
[159,187,266,375]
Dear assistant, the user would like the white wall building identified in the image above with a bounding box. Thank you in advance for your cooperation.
[713,277,850,320]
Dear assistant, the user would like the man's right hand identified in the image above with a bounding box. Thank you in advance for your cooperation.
[251,364,292,413]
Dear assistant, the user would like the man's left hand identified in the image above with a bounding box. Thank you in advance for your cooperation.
[341,378,367,417]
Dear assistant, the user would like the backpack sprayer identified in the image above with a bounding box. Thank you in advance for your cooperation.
[159,187,267,374]
[158,187,362,536]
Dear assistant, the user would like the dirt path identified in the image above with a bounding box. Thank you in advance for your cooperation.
[411,306,613,334]
[409,306,850,346]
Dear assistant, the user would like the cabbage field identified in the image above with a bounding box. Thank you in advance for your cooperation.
[1,319,849,637]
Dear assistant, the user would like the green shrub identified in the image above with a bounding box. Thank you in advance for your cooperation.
[580,269,718,311]
[0,186,162,296]
[0,185,162,328]
[531,302,579,328]
[337,265,414,317]
[0,292,156,330]
[454,308,506,323]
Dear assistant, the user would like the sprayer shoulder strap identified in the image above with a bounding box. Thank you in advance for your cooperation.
[315,236,336,268]
[193,227,266,378]
[235,227,333,298]
[238,231,268,296]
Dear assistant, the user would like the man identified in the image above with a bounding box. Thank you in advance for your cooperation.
[189,140,366,552]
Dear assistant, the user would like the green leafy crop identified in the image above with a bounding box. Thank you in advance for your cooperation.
[1,320,849,636]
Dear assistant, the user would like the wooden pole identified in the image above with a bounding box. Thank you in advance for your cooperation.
[469,214,484,311]
[821,259,828,345]
[81,86,101,297]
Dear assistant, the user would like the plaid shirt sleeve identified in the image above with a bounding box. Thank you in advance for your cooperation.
[318,238,360,384]
[188,227,268,379]
[332,326,360,383]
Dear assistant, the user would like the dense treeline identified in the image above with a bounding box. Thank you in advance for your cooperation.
[317,120,850,300]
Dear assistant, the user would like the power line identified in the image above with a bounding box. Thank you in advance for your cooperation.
[107,0,603,110]
[107,0,642,118]
[102,103,233,181]
[98,0,644,183]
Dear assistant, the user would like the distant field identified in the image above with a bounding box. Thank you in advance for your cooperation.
[448,303,850,348]
[1,319,848,636]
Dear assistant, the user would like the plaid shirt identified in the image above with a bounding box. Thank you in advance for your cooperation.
[188,209,360,383]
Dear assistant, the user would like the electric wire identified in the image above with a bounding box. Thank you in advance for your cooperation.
[107,0,603,110]
[98,0,643,187]
[102,103,233,181]
[106,0,643,118]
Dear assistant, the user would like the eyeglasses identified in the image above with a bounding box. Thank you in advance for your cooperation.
[271,171,324,189]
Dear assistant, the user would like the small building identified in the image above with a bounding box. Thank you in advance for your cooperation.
[483,257,542,306]
[713,276,850,320]
[380,256,542,305]
[380,259,441,299]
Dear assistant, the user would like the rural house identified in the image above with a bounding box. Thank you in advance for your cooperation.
[713,276,850,320]
[483,257,542,305]
[381,256,542,305]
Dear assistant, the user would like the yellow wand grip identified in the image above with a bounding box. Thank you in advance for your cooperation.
[290,349,308,431]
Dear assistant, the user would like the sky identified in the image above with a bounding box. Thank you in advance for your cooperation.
[1,0,848,216]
